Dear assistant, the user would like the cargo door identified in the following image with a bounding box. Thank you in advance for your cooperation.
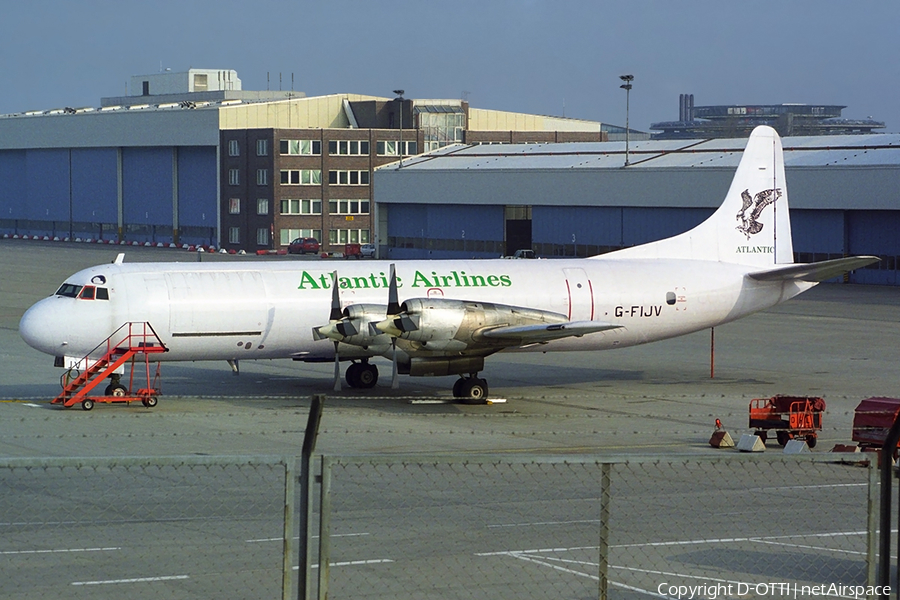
[563,267,594,321]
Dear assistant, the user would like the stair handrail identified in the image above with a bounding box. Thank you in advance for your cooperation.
[58,322,167,389]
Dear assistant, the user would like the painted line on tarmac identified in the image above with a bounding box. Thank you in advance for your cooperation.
[1,546,120,555]
[246,532,369,543]
[71,575,189,586]
[488,519,601,528]
[294,558,394,570]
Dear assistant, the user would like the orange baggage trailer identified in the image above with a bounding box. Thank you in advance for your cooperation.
[749,395,825,447]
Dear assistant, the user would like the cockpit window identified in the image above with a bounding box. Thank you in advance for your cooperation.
[54,283,109,300]
[56,283,83,298]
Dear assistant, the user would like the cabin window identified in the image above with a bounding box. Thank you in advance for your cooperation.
[666,291,676,305]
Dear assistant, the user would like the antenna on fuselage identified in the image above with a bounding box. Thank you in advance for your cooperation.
[113,253,125,265]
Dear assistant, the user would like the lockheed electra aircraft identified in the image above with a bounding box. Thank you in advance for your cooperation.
[19,126,878,401]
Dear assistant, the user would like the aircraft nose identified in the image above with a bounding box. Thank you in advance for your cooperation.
[19,297,69,356]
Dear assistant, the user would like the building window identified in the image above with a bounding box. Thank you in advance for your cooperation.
[329,229,370,244]
[228,169,240,185]
[328,140,370,156]
[257,198,269,215]
[376,140,417,156]
[328,199,370,215]
[327,170,370,186]
[228,140,240,156]
[280,228,322,245]
[228,198,241,214]
[228,227,240,244]
[257,228,269,246]
[256,139,268,156]
[280,169,322,185]
[279,139,321,156]
[257,169,268,186]
[280,199,322,215]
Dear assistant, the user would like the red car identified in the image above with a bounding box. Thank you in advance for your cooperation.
[288,237,320,254]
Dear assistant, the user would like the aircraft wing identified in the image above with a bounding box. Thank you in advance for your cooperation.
[748,256,880,283]
[479,320,622,344]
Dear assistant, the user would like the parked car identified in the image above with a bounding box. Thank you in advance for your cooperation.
[360,243,376,258]
[288,237,320,254]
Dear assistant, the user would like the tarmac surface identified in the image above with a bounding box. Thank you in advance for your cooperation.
[0,239,896,599]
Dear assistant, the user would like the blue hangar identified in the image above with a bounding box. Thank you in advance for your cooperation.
[374,134,900,285]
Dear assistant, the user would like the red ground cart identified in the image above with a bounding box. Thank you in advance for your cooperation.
[748,395,826,447]
[851,397,900,454]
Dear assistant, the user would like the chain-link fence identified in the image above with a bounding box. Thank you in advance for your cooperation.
[0,456,295,600]
[0,453,880,599]
[316,454,878,600]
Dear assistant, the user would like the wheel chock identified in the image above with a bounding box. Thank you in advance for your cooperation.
[709,430,734,448]
[737,433,766,452]
[783,439,810,454]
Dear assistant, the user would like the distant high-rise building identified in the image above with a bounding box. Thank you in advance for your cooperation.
[651,95,885,139]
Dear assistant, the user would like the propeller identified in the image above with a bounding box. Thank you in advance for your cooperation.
[322,271,342,392]
[379,264,402,389]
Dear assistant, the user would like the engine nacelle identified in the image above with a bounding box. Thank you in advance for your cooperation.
[392,298,568,350]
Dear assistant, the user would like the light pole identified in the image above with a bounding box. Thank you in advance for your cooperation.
[619,75,633,167]
[393,89,404,168]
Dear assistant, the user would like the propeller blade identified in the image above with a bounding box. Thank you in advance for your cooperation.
[328,271,342,322]
[333,340,341,391]
[387,263,401,316]
[390,338,400,389]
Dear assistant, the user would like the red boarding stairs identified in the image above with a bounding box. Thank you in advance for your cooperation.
[53,322,168,411]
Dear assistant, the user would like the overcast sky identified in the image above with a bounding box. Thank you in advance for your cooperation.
[2,0,897,133]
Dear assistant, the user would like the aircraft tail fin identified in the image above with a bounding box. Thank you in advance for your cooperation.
[602,125,792,266]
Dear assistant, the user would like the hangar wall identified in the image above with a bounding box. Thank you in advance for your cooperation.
[0,146,217,245]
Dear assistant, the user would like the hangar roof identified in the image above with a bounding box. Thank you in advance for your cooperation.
[390,134,900,171]
[376,133,900,212]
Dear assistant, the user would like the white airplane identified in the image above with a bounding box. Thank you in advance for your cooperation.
[19,126,877,402]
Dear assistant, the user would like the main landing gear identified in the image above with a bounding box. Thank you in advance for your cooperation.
[453,375,489,404]
[345,360,379,389]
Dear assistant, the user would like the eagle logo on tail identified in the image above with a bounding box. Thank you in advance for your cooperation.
[736,188,781,240]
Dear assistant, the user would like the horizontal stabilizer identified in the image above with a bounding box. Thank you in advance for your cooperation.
[748,256,880,283]
[480,321,622,344]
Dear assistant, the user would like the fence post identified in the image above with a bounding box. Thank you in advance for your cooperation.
[283,458,297,600]
[867,458,878,596]
[598,462,611,600]
[318,456,333,600]
[299,394,325,600]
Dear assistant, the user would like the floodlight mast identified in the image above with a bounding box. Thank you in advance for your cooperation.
[619,75,634,167]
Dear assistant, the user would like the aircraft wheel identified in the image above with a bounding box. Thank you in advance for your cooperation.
[452,378,465,397]
[81,399,94,411]
[105,383,127,397]
[357,363,379,388]
[142,397,158,408]
[345,363,362,388]
[459,378,488,404]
